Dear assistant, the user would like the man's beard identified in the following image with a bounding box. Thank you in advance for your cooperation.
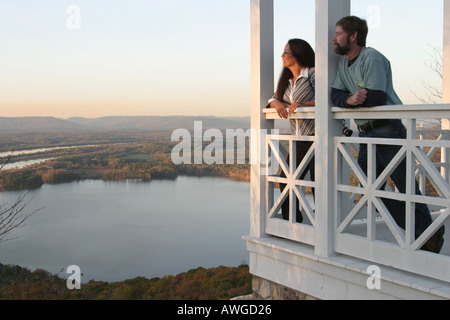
[333,36,351,55]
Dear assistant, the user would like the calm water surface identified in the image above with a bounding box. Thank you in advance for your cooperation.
[0,176,250,282]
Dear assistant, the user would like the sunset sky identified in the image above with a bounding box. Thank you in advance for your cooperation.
[0,0,444,118]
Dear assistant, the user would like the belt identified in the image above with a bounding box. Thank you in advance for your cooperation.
[357,119,397,133]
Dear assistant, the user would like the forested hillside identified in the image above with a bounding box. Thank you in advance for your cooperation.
[0,263,252,300]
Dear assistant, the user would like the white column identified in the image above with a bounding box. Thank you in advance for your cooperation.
[314,0,350,257]
[250,0,274,238]
[443,0,450,181]
[444,0,450,110]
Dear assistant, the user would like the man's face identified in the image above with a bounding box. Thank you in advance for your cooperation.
[333,25,351,56]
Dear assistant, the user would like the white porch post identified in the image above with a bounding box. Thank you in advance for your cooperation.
[443,0,450,121]
[314,0,350,257]
[250,0,274,238]
[443,0,450,181]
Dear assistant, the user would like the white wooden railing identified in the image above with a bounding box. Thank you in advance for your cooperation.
[263,105,450,282]
[263,108,316,245]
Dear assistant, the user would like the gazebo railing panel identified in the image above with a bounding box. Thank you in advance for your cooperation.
[264,105,450,281]
[333,105,450,282]
[264,109,317,246]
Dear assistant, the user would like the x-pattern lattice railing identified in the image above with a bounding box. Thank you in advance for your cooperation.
[263,106,450,281]
[335,134,450,250]
[333,116,450,282]
[416,129,450,197]
[265,132,316,245]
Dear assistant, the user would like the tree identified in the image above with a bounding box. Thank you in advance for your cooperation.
[412,44,443,105]
[0,153,41,244]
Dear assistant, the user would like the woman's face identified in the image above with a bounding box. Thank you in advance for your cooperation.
[281,43,297,69]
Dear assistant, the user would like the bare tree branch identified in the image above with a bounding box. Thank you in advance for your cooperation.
[0,193,41,243]
[411,44,443,105]
[0,152,43,244]
[424,43,443,80]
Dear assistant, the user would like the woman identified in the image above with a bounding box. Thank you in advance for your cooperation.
[268,38,315,223]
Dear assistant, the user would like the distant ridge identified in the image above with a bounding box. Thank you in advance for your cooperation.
[0,116,83,131]
[0,116,250,132]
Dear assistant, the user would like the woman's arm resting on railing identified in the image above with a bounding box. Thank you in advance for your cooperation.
[269,99,289,119]
[288,101,315,114]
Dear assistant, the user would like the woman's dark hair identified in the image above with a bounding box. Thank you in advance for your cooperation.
[276,39,315,101]
[336,16,368,47]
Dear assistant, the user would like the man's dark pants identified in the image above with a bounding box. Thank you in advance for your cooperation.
[357,120,433,238]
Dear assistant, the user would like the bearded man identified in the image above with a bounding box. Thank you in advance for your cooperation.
[331,16,444,253]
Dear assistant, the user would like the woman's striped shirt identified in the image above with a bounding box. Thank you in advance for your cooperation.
[268,67,315,135]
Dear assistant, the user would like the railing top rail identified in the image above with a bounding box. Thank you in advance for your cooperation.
[263,104,450,120]
[332,104,450,120]
[263,107,316,120]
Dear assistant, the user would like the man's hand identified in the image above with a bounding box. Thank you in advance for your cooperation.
[347,89,368,106]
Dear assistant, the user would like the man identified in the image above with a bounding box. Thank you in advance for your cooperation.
[331,16,444,253]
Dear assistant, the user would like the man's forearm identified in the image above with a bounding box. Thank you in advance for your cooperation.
[331,88,351,108]
[331,88,387,108]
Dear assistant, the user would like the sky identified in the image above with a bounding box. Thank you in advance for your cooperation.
[0,0,444,118]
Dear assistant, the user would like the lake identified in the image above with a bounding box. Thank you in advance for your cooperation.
[0,176,250,283]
